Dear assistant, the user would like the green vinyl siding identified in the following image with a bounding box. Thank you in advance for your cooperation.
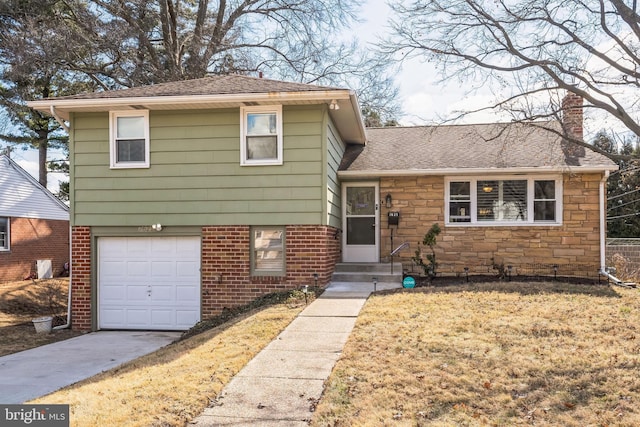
[70,106,327,227]
[326,118,345,228]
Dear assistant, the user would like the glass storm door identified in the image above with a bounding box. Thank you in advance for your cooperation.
[342,183,379,262]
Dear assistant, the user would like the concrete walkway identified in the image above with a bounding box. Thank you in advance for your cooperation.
[190,281,399,426]
[0,331,180,404]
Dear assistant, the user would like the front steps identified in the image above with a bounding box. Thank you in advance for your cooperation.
[331,263,403,290]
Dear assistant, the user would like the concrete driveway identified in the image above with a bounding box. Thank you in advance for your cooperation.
[0,331,180,404]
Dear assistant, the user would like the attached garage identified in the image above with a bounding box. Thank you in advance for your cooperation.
[98,236,201,330]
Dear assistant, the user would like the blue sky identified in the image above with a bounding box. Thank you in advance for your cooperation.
[353,0,502,126]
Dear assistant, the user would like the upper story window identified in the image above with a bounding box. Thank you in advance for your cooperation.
[446,176,562,226]
[110,111,150,169]
[240,105,283,166]
[0,217,9,251]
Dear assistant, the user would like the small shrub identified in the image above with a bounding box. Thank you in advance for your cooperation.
[491,257,507,280]
[32,279,67,323]
[610,253,640,282]
[412,223,441,279]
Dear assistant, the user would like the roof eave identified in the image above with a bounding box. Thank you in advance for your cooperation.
[328,91,366,145]
[28,89,354,111]
[28,88,367,144]
[338,165,619,179]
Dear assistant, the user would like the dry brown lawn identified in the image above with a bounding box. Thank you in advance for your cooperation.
[29,293,310,426]
[312,281,640,427]
[0,279,81,356]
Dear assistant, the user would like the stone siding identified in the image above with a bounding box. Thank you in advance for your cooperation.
[381,173,603,278]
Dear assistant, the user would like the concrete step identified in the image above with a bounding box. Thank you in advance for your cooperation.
[333,262,403,273]
[331,263,402,285]
[325,281,402,294]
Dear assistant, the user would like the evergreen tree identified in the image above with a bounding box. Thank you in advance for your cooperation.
[598,131,640,237]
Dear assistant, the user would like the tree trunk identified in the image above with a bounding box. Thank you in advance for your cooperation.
[38,131,48,187]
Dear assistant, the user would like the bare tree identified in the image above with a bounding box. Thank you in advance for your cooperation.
[1,0,400,186]
[381,0,640,159]
[68,0,398,107]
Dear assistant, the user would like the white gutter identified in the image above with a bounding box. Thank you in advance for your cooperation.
[348,91,367,147]
[599,170,609,271]
[28,90,355,117]
[50,106,69,132]
[29,88,366,144]
[338,166,619,178]
[53,224,72,330]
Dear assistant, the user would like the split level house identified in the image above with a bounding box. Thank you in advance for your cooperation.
[0,154,69,282]
[28,75,617,331]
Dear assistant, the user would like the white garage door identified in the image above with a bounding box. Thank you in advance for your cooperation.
[98,236,201,330]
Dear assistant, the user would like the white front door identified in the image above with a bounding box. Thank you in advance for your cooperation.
[98,236,201,330]
[342,182,379,262]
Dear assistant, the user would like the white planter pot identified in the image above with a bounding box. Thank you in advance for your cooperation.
[32,316,53,334]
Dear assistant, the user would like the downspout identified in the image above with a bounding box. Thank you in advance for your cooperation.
[50,105,69,133]
[599,170,609,272]
[596,172,633,286]
[53,225,72,330]
[52,105,71,329]
[596,170,626,285]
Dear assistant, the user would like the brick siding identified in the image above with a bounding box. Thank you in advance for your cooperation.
[70,226,92,330]
[381,173,603,279]
[70,224,340,331]
[0,218,69,282]
[201,225,340,318]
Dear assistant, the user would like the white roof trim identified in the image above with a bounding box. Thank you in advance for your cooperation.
[28,90,354,114]
[338,165,619,178]
[28,88,367,145]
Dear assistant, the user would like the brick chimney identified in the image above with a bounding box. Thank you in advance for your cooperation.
[561,92,583,141]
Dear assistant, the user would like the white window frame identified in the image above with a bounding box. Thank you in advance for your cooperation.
[109,110,150,169]
[0,217,9,251]
[445,175,563,226]
[251,226,286,276]
[240,105,283,166]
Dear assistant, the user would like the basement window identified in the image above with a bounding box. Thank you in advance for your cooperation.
[251,226,285,276]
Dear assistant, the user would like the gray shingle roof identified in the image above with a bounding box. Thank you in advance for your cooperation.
[51,74,343,100]
[341,122,616,172]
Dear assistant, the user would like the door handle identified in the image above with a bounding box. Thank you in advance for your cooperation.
[371,223,376,228]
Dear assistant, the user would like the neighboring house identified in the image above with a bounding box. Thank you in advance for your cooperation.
[0,155,70,282]
[28,76,617,332]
